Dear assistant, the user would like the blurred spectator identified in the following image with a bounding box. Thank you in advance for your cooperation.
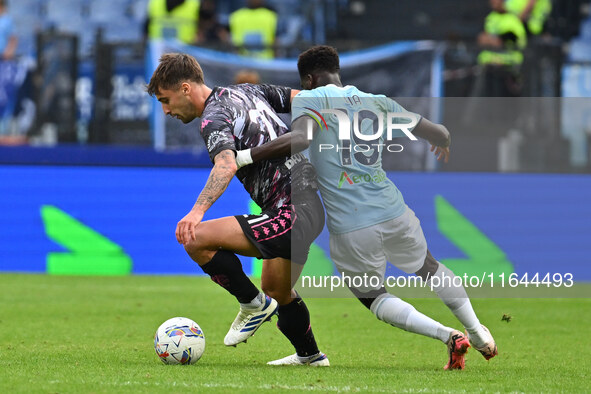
[145,0,200,45]
[478,0,527,66]
[476,0,527,96]
[505,0,552,36]
[229,0,277,59]
[0,0,17,60]
[234,69,261,84]
[197,0,229,45]
[270,0,310,58]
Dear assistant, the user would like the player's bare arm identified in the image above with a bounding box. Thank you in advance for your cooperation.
[236,115,317,168]
[412,118,451,163]
[176,149,237,244]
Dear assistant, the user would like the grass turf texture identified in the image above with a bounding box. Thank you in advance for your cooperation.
[1,274,589,393]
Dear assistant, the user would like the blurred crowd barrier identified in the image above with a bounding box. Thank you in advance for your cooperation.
[0,1,590,174]
[146,40,441,156]
[1,38,590,174]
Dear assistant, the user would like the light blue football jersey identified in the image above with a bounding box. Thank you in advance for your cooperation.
[291,84,420,234]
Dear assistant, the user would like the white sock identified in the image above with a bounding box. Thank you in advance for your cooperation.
[428,263,488,346]
[371,293,452,343]
[240,292,263,309]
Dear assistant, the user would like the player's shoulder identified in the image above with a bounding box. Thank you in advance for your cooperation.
[229,83,281,95]
[301,84,384,98]
[200,90,233,130]
[347,87,394,108]
[204,85,251,113]
[294,85,348,101]
[347,86,387,100]
[228,83,258,93]
[295,88,324,99]
[212,84,261,101]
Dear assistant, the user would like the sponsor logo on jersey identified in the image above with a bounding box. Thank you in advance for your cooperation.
[284,153,304,169]
[337,170,387,188]
[206,130,229,151]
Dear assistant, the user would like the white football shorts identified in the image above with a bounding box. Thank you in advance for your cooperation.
[329,206,427,290]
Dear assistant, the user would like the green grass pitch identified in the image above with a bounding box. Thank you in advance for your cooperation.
[1,274,589,393]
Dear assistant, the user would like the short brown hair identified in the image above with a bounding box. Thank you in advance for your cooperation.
[147,53,204,96]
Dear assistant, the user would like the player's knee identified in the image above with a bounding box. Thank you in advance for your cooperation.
[183,239,216,265]
[349,286,387,311]
[261,282,291,305]
[183,240,202,257]
[415,250,440,281]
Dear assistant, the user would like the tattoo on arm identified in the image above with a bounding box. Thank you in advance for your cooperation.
[193,150,237,213]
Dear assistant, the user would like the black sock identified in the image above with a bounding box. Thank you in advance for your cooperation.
[200,250,259,303]
[277,297,320,357]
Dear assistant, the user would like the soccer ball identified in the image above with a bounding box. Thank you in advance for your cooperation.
[154,317,205,365]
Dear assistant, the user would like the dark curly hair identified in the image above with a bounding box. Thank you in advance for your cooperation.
[297,46,340,78]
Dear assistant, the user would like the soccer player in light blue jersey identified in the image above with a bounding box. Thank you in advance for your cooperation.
[236,46,497,369]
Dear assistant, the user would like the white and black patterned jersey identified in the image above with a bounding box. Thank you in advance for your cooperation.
[200,83,317,211]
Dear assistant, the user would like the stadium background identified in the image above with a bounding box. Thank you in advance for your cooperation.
[0,1,590,392]
[0,0,590,282]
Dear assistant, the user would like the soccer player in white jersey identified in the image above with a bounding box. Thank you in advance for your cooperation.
[236,46,498,369]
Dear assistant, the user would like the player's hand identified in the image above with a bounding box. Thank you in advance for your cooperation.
[430,144,450,163]
[176,210,204,245]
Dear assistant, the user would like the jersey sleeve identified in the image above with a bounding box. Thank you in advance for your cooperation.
[388,98,422,138]
[258,84,292,113]
[291,90,323,123]
[200,112,236,164]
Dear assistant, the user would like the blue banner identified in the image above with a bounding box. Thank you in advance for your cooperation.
[1,166,590,280]
[77,61,150,124]
[147,40,442,150]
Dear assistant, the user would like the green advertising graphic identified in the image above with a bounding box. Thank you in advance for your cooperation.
[249,200,264,277]
[39,196,512,278]
[41,205,132,275]
[435,195,514,279]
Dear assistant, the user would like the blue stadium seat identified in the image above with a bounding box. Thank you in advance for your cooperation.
[569,39,591,61]
[11,17,40,56]
[8,0,43,57]
[580,16,591,38]
[53,19,91,56]
[99,20,143,43]
[7,0,42,18]
[130,0,149,23]
[569,16,591,61]
[88,0,132,23]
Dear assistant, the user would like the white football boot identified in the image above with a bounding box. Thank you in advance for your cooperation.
[224,295,278,346]
[267,352,330,366]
